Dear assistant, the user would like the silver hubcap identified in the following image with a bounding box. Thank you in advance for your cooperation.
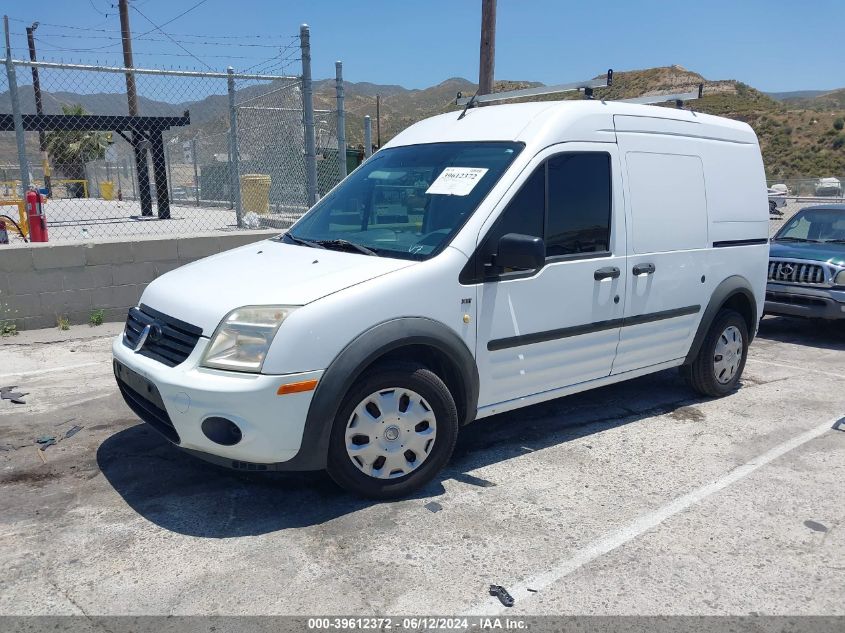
[345,388,437,479]
[714,325,743,384]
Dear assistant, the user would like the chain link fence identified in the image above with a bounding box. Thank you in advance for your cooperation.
[766,177,845,199]
[1,25,347,244]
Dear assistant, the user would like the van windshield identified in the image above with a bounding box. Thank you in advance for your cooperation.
[283,142,523,260]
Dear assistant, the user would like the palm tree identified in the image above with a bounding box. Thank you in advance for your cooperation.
[45,104,110,184]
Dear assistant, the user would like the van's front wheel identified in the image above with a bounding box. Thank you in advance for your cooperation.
[326,362,458,499]
[686,309,749,397]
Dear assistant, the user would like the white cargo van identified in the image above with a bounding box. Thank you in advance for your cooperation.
[113,95,769,498]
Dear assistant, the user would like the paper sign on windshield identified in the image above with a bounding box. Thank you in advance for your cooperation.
[426,167,489,196]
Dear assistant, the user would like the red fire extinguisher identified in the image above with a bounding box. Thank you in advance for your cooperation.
[26,188,48,243]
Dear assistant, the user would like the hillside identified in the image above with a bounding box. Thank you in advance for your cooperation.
[777,88,845,111]
[767,90,828,101]
[2,65,844,179]
[324,65,845,180]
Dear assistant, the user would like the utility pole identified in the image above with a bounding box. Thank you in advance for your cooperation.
[376,94,381,148]
[478,0,497,96]
[26,22,50,195]
[4,15,31,194]
[119,0,138,116]
[119,0,153,216]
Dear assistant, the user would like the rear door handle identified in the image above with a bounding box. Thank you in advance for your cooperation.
[633,263,656,276]
[594,266,621,281]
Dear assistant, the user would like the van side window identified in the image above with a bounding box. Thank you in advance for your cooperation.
[481,164,545,260]
[546,153,612,257]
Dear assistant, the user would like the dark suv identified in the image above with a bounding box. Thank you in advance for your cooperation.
[766,205,845,320]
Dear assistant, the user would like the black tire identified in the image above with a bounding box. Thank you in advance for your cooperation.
[326,361,458,499]
[687,308,749,397]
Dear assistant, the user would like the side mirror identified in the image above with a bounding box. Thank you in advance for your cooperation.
[494,233,545,272]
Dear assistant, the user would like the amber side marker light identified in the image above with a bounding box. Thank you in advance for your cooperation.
[277,379,319,395]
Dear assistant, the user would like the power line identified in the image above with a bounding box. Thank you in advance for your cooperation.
[88,0,111,18]
[136,0,211,34]
[130,3,214,70]
[240,45,301,75]
[7,15,291,40]
[32,38,272,61]
[12,30,297,49]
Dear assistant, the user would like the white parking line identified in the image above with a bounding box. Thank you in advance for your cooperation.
[466,415,841,616]
[0,362,101,380]
[747,357,845,380]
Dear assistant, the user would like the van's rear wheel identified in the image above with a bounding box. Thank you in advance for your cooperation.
[326,362,458,499]
[686,309,749,397]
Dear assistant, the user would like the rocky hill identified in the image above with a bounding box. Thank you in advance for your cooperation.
[326,65,845,180]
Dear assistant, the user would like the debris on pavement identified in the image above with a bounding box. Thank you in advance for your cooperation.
[804,520,828,533]
[453,473,497,488]
[36,435,57,448]
[424,501,443,513]
[64,425,83,439]
[1,385,28,404]
[489,584,514,607]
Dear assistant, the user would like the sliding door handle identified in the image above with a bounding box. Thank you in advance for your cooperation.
[594,266,621,281]
[633,263,656,276]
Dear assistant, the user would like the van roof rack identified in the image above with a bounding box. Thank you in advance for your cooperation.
[455,73,704,119]
[456,69,613,119]
[456,69,613,108]
[617,83,704,109]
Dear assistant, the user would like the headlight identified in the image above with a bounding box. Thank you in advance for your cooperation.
[201,306,296,372]
[836,270,845,286]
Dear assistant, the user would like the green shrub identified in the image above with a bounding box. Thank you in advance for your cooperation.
[89,309,105,326]
[57,315,70,331]
[0,290,17,337]
[834,118,844,131]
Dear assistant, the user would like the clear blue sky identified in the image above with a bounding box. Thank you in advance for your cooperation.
[5,0,844,92]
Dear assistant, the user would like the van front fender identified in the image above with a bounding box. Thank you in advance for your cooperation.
[278,317,479,471]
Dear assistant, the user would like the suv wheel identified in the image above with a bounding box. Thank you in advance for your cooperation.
[686,308,749,397]
[326,362,458,499]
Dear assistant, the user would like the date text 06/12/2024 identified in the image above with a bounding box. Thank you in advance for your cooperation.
[306,617,528,630]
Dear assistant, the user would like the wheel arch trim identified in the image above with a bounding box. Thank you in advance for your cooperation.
[281,317,479,471]
[684,275,758,365]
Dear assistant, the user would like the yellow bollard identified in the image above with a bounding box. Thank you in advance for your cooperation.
[0,199,28,238]
[17,200,28,238]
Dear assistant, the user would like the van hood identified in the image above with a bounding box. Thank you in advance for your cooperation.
[140,240,415,335]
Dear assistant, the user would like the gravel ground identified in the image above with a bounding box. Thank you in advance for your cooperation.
[0,317,843,618]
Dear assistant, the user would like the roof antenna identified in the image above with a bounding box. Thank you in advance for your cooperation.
[457,91,478,120]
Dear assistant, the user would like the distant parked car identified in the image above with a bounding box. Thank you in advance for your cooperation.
[767,186,787,216]
[770,183,789,195]
[766,204,845,320]
[814,177,842,197]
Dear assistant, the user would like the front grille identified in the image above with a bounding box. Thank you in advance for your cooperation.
[122,304,202,367]
[768,260,826,285]
[113,360,180,444]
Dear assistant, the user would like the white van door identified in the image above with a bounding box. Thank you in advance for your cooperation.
[613,119,709,373]
[471,144,627,408]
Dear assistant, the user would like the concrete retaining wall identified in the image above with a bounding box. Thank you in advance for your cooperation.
[0,231,277,331]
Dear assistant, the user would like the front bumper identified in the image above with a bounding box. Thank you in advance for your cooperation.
[765,283,845,320]
[112,335,323,467]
